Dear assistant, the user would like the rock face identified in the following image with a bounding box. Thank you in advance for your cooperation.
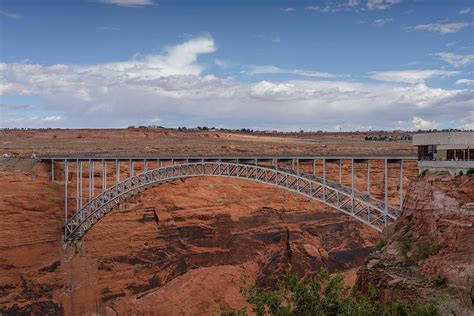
[0,159,379,315]
[355,172,474,313]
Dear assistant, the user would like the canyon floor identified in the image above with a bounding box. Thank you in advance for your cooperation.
[0,129,471,315]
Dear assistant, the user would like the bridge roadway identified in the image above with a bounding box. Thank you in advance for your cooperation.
[38,154,417,241]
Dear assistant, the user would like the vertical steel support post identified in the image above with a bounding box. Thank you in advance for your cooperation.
[384,159,388,224]
[91,161,94,200]
[297,159,300,175]
[144,159,147,172]
[88,160,92,202]
[116,160,120,184]
[102,160,106,192]
[130,159,134,177]
[351,158,355,213]
[275,159,279,171]
[323,159,326,184]
[64,160,68,240]
[313,159,316,176]
[52,159,55,181]
[351,159,354,194]
[339,159,342,184]
[399,160,404,209]
[79,161,83,209]
[367,160,370,195]
[76,159,79,211]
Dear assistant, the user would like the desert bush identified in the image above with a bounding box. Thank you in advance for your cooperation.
[415,242,439,261]
[226,269,439,316]
[374,238,385,251]
[399,238,411,257]
[466,168,474,175]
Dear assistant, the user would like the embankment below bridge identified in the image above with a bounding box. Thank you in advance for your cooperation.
[356,171,474,314]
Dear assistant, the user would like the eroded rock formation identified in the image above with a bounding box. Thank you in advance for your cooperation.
[355,172,474,314]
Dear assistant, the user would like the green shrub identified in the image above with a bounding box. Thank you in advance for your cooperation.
[458,170,463,176]
[399,239,411,256]
[420,169,428,177]
[228,269,439,316]
[415,242,439,261]
[466,168,474,176]
[374,238,385,251]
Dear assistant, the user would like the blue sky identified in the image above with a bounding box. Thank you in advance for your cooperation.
[1,0,473,130]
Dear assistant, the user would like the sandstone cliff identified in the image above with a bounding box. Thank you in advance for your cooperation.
[356,172,474,315]
[0,159,379,315]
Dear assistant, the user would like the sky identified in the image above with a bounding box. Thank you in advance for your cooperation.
[0,0,473,131]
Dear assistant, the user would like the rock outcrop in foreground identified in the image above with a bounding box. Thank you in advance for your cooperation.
[356,172,474,315]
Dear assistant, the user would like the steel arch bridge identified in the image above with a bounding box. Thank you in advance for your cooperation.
[40,154,416,241]
[62,162,399,240]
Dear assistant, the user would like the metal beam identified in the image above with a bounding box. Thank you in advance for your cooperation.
[384,159,388,224]
[64,159,68,241]
[367,160,370,195]
[399,160,404,209]
[51,159,55,181]
[339,159,342,184]
[102,160,106,192]
[79,161,83,209]
[76,159,79,211]
[323,159,326,184]
[116,159,120,184]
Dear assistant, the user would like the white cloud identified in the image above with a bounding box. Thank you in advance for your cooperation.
[367,0,401,11]
[373,18,393,26]
[1,36,473,130]
[432,52,474,67]
[98,0,154,6]
[245,65,339,78]
[462,122,474,130]
[0,10,22,19]
[412,116,439,130]
[456,79,474,85]
[281,7,295,12]
[369,69,460,84]
[349,0,360,7]
[413,22,467,35]
[459,7,472,14]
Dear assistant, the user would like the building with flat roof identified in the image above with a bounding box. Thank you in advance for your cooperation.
[413,131,474,175]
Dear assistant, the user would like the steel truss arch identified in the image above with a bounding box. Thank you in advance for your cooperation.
[64,162,399,240]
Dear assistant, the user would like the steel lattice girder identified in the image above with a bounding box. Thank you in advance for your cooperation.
[64,162,400,241]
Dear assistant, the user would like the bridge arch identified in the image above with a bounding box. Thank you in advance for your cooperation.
[64,162,400,241]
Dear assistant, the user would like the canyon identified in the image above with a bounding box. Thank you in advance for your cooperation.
[0,129,472,315]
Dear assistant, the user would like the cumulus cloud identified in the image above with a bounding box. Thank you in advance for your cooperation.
[456,79,474,85]
[413,22,467,35]
[462,122,474,130]
[98,0,154,6]
[459,7,472,14]
[369,69,460,84]
[367,0,401,11]
[412,116,439,130]
[432,52,474,67]
[1,36,473,130]
[244,65,339,78]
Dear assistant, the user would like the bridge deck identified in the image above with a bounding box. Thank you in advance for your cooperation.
[38,154,417,161]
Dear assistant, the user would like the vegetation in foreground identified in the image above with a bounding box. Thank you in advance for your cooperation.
[221,269,438,316]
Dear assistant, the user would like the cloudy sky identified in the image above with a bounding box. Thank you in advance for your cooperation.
[1,0,473,131]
